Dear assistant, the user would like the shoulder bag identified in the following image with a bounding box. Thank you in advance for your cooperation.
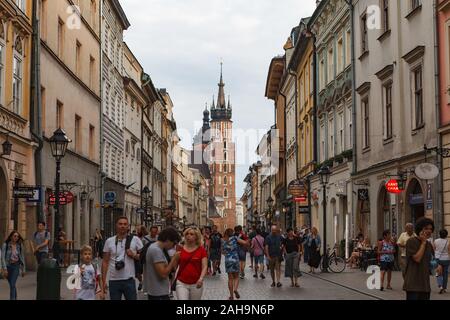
[171,247,200,292]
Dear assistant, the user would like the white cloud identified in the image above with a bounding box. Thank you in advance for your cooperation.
[120,0,317,196]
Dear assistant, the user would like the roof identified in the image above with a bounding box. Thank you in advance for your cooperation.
[265,56,285,100]
[111,0,131,30]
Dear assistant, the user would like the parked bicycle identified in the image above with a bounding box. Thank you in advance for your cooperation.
[319,244,346,273]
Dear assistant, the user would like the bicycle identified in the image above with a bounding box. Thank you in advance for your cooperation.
[319,244,346,273]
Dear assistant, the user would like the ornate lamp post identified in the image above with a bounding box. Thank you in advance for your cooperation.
[267,196,274,227]
[142,186,152,227]
[319,166,331,273]
[49,128,71,263]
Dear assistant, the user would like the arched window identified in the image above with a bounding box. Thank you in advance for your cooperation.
[224,188,228,198]
[224,152,227,161]
[223,164,227,173]
[223,176,227,185]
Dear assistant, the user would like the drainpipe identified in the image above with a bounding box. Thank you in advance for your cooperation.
[99,0,105,230]
[344,0,356,259]
[289,68,299,229]
[433,0,443,232]
[31,0,44,223]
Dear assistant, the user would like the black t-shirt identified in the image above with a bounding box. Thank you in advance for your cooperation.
[283,237,300,254]
[210,233,222,249]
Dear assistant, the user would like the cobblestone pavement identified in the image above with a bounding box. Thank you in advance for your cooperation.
[1,260,449,300]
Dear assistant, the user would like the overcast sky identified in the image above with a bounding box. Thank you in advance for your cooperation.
[120,0,317,198]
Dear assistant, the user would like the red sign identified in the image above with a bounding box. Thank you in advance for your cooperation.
[295,196,307,203]
[386,180,402,194]
[49,191,74,206]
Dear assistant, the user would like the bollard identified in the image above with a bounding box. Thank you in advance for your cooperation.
[36,258,61,300]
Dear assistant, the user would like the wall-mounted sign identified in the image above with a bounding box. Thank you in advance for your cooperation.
[104,191,117,204]
[386,180,403,194]
[288,180,307,198]
[336,181,347,196]
[49,191,74,206]
[358,189,369,201]
[415,163,439,180]
[14,187,42,203]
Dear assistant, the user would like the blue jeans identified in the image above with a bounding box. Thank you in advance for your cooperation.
[109,278,137,300]
[438,260,450,290]
[7,263,20,300]
[35,252,48,265]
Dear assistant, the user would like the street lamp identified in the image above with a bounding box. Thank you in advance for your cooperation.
[142,186,151,226]
[182,216,187,229]
[319,166,331,273]
[1,136,12,157]
[49,128,71,264]
[267,196,274,227]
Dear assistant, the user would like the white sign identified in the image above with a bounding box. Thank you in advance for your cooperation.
[336,181,347,196]
[415,163,439,180]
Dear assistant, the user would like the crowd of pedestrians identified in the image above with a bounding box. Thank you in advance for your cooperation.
[0,215,449,301]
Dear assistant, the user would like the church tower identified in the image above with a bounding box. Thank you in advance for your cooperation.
[209,64,236,232]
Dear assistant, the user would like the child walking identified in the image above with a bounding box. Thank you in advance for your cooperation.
[76,245,102,300]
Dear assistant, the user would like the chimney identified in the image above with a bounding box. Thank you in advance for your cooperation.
[283,37,294,68]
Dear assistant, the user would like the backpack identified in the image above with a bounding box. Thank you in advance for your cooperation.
[139,236,156,266]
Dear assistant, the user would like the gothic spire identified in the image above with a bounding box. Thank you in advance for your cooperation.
[217,62,226,108]
[211,95,215,109]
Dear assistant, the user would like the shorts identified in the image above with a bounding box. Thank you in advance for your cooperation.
[380,261,394,271]
[254,255,264,265]
[238,249,247,262]
[269,257,282,271]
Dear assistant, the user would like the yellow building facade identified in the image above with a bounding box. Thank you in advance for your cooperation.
[0,0,35,241]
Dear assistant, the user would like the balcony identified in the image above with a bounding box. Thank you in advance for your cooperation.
[0,105,28,137]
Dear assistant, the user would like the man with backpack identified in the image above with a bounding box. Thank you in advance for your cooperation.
[33,222,51,265]
[101,217,143,300]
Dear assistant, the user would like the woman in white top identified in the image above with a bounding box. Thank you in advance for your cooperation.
[433,229,450,294]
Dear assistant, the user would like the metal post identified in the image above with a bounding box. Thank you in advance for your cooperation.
[13,178,20,231]
[54,159,61,263]
[322,184,328,273]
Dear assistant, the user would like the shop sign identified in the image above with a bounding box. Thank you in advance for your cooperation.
[386,180,402,194]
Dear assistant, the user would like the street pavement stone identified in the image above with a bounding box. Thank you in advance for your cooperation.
[2,260,449,300]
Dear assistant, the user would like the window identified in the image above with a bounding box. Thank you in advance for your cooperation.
[76,41,82,76]
[41,87,46,133]
[74,115,81,152]
[363,98,370,149]
[346,30,351,66]
[224,176,227,185]
[414,67,424,128]
[224,152,227,162]
[384,83,393,139]
[338,111,344,154]
[299,73,304,107]
[56,100,63,129]
[224,188,228,198]
[90,0,96,28]
[310,59,314,95]
[89,56,95,88]
[58,18,65,58]
[125,140,130,154]
[347,104,352,150]
[320,122,325,162]
[13,38,23,114]
[319,54,325,90]
[40,0,47,41]
[337,38,343,73]
[14,0,25,11]
[361,14,368,53]
[328,46,334,83]
[328,116,334,157]
[89,125,95,159]
[411,0,421,11]
[219,176,222,185]
[223,164,227,173]
[224,141,227,149]
[137,148,141,161]
[382,0,390,31]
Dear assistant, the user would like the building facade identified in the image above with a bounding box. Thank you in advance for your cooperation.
[438,0,450,234]
[309,0,353,248]
[353,0,439,241]
[40,0,101,247]
[0,0,34,243]
[101,0,129,236]
[123,43,145,231]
